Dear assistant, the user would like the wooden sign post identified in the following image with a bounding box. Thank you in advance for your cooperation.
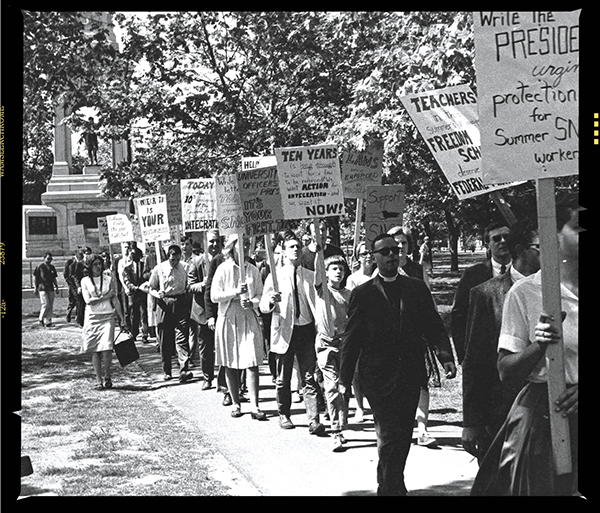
[536,178,572,475]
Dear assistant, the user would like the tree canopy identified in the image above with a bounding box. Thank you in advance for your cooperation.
[22,11,577,262]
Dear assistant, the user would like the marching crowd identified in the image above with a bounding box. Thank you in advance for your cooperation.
[31,193,579,496]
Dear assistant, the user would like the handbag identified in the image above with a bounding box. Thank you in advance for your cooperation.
[113,329,139,367]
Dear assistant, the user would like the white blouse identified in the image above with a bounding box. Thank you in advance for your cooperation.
[81,271,116,315]
[499,270,578,385]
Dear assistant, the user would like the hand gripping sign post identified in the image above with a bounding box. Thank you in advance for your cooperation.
[275,144,346,323]
[399,84,519,226]
[340,145,384,266]
[474,10,580,476]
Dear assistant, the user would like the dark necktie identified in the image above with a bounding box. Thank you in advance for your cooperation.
[293,266,300,319]
[500,264,507,274]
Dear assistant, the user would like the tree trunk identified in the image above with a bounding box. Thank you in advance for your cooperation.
[444,209,460,272]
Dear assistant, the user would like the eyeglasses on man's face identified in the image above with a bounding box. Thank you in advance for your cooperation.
[491,233,510,243]
[372,246,401,257]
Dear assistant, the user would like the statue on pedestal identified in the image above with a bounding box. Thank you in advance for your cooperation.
[80,117,99,165]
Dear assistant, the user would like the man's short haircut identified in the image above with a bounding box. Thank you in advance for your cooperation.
[484,220,511,243]
[371,233,395,252]
[167,244,182,256]
[282,229,299,244]
[506,219,538,260]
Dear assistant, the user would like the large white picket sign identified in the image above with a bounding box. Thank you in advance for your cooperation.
[473,10,580,184]
[106,214,134,244]
[136,194,170,243]
[275,144,345,220]
[400,84,520,200]
[180,178,218,232]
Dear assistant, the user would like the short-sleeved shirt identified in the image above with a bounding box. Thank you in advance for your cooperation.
[315,284,351,341]
[498,270,578,385]
[150,260,188,296]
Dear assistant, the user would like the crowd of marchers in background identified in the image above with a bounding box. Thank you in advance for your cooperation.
[33,194,579,496]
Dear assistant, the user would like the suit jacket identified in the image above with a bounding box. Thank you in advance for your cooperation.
[340,274,454,398]
[122,260,147,298]
[259,264,317,355]
[450,260,493,363]
[187,254,206,324]
[462,273,524,431]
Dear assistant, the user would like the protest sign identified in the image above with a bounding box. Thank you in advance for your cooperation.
[340,147,383,199]
[275,144,345,220]
[106,214,134,244]
[214,174,245,236]
[473,11,579,184]
[241,155,277,171]
[68,225,86,251]
[135,194,171,244]
[160,183,182,226]
[97,217,110,247]
[364,184,405,249]
[180,178,218,232]
[400,84,519,199]
[237,162,294,237]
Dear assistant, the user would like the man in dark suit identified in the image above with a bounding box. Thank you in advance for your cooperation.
[450,221,512,363]
[122,247,149,343]
[340,233,456,496]
[461,219,540,463]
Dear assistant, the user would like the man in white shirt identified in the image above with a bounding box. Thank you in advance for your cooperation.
[149,244,193,383]
[260,230,326,435]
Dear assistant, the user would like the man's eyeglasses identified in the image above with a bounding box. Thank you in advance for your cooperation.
[491,234,510,243]
[372,246,401,256]
[527,243,540,252]
[359,252,371,258]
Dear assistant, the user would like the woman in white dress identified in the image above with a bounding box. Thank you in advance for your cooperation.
[211,235,266,420]
[81,254,125,389]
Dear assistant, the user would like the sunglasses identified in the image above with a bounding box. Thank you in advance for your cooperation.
[491,234,510,243]
[372,246,401,256]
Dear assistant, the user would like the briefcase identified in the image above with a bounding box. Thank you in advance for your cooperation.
[114,330,139,367]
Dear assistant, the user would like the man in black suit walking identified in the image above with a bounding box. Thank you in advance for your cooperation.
[451,221,512,363]
[122,247,149,343]
[340,233,456,496]
[461,219,540,463]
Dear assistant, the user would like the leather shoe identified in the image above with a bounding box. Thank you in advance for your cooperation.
[222,392,232,406]
[251,410,267,421]
[179,371,193,383]
[279,415,295,429]
[309,422,326,436]
[202,380,212,390]
[231,406,243,418]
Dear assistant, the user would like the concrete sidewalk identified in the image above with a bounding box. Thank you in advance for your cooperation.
[133,339,478,496]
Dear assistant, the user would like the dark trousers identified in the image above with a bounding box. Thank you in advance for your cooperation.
[156,314,190,376]
[274,323,320,425]
[128,292,148,342]
[190,320,216,382]
[367,377,421,496]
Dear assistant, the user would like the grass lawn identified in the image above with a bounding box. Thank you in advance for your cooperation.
[17,249,485,497]
[17,296,240,497]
